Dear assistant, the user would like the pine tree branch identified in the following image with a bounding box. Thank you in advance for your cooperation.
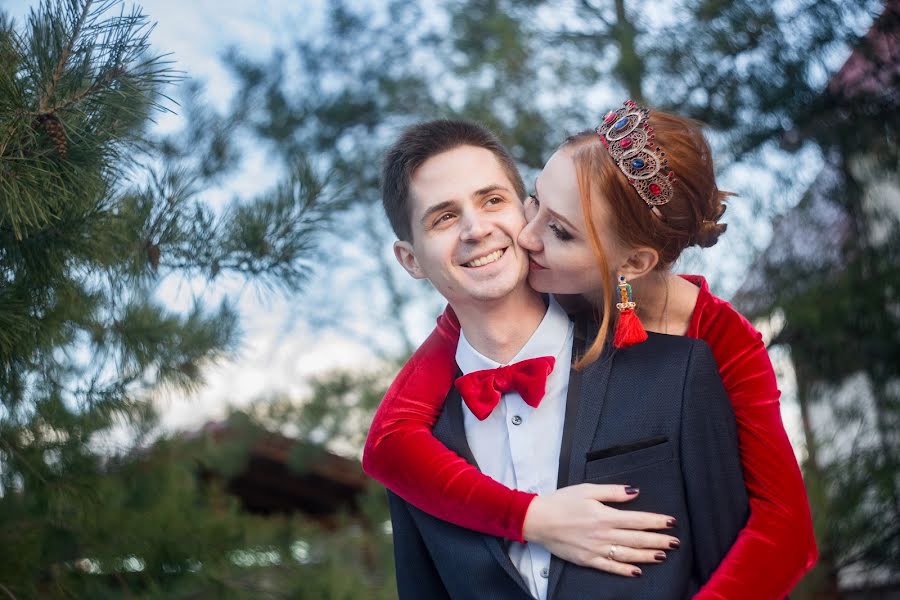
[39,0,94,113]
[34,66,119,117]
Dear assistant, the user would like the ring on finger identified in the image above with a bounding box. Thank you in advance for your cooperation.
[606,545,618,560]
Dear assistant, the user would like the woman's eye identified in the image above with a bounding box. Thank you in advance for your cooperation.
[549,223,573,241]
[527,194,539,207]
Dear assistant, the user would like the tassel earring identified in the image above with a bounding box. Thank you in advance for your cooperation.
[614,275,648,349]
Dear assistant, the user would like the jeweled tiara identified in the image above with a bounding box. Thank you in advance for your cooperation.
[596,100,676,215]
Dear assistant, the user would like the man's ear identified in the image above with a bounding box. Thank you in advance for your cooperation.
[617,246,659,281]
[393,240,426,279]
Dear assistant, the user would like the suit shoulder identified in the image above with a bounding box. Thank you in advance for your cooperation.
[625,332,711,361]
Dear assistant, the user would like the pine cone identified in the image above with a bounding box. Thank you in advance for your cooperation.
[35,113,69,159]
[145,242,161,270]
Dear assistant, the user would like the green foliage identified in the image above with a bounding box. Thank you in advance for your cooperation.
[0,0,176,238]
[0,429,396,599]
[0,1,356,598]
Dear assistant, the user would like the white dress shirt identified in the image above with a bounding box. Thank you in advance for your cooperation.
[456,296,574,600]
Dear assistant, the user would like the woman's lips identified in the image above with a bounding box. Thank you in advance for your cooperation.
[529,258,546,271]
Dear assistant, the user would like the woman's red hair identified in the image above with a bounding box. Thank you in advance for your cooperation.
[565,110,730,366]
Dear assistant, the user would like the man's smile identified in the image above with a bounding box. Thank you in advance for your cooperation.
[462,247,508,268]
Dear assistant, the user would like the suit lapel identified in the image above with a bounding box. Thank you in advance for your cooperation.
[565,320,614,494]
[547,317,614,599]
[555,314,589,489]
[435,385,533,596]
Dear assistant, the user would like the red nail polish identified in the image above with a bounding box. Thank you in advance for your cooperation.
[632,568,642,577]
[625,486,639,495]
[654,552,666,562]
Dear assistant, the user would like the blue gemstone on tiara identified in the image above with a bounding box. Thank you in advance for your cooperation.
[631,158,645,169]
[614,117,629,130]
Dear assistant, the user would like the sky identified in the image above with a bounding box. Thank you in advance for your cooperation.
[2,0,814,457]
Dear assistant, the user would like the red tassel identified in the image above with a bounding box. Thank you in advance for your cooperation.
[614,308,648,349]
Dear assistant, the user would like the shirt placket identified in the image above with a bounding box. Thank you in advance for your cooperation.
[504,395,550,599]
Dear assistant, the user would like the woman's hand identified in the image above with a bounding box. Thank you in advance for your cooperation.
[522,484,679,577]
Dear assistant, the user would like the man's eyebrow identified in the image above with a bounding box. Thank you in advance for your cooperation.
[419,200,456,226]
[473,184,514,197]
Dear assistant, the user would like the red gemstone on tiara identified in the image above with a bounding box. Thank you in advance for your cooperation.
[620,137,632,148]
[667,171,675,180]
[604,111,617,124]
[650,183,662,195]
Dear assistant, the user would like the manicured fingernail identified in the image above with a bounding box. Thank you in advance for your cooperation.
[632,568,642,577]
[669,539,680,549]
[625,486,639,495]
[654,552,666,562]
[666,518,677,528]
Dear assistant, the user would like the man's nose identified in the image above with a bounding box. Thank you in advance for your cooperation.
[459,211,491,241]
[518,218,543,252]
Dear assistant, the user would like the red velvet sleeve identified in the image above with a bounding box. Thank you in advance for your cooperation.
[688,278,818,599]
[361,305,536,542]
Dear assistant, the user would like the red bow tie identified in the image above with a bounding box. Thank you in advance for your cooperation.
[454,356,556,421]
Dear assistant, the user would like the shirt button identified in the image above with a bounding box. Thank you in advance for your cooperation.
[540,566,550,578]
[511,415,523,426]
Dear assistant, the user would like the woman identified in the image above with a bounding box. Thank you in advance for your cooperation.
[364,102,817,599]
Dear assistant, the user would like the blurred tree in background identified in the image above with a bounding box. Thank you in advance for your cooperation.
[733,4,900,594]
[1,0,895,597]
[0,1,393,598]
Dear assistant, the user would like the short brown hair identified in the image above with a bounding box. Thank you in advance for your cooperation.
[382,119,526,242]
[565,111,730,366]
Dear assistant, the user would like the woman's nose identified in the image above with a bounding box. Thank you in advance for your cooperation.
[518,218,543,253]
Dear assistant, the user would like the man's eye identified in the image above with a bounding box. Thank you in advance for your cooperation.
[486,196,504,206]
[524,194,539,219]
[434,213,454,225]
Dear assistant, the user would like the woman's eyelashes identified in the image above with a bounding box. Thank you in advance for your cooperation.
[549,222,573,241]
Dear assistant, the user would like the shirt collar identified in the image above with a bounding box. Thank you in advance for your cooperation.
[456,296,571,375]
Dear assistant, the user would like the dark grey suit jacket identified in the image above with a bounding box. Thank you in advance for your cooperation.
[388,321,750,599]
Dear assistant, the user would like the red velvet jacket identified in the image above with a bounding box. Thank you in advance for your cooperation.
[363,276,817,599]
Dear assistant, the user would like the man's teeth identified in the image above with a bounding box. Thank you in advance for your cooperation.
[466,249,504,267]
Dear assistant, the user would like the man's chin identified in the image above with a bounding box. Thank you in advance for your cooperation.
[455,280,529,304]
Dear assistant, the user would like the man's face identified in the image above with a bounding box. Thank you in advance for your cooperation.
[394,145,529,306]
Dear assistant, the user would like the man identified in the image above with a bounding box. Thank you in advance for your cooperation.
[380,119,747,599]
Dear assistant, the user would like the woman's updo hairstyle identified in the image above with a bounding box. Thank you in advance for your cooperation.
[563,108,730,365]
